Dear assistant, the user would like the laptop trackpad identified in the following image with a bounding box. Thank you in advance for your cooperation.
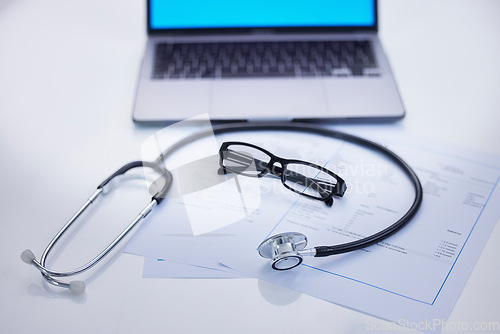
[211,79,327,120]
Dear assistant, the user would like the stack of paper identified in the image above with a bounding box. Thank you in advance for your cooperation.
[125,122,500,332]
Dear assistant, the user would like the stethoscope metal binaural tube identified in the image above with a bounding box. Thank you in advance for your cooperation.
[21,161,172,294]
[21,122,422,293]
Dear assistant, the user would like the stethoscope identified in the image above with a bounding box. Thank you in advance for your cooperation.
[21,122,423,294]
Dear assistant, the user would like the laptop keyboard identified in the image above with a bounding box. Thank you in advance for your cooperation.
[153,40,379,80]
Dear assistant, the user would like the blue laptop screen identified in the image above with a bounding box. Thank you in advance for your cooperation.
[149,0,376,30]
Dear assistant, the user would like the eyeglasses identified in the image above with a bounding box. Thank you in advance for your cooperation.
[218,141,346,206]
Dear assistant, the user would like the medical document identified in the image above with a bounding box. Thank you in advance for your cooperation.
[125,125,500,331]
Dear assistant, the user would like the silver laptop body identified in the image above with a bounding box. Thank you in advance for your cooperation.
[133,0,405,123]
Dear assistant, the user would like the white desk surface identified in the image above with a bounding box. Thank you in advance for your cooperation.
[1,0,499,333]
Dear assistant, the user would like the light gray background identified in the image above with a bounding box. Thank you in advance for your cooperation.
[1,1,499,333]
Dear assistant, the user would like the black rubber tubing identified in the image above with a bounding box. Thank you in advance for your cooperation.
[152,121,423,257]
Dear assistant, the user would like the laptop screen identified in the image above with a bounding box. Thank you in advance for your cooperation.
[149,0,376,31]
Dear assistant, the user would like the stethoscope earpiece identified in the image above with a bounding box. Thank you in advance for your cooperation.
[20,161,171,294]
[258,232,315,270]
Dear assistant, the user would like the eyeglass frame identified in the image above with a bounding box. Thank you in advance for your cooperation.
[218,141,347,206]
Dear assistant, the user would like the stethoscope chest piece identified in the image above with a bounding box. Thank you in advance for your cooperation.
[258,232,308,270]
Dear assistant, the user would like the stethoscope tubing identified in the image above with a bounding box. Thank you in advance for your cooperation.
[23,121,422,293]
[156,122,423,257]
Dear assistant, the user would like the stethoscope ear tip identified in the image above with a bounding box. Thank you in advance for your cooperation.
[21,249,36,265]
[69,281,86,295]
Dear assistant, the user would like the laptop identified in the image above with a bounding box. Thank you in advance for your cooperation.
[133,0,405,123]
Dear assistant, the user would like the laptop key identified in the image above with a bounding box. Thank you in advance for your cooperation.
[350,67,364,76]
[221,71,295,78]
[201,72,216,78]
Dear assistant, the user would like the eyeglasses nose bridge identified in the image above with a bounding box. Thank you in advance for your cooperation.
[270,160,284,175]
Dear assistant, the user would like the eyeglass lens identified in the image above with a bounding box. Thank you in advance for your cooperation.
[222,144,271,176]
[283,163,337,200]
